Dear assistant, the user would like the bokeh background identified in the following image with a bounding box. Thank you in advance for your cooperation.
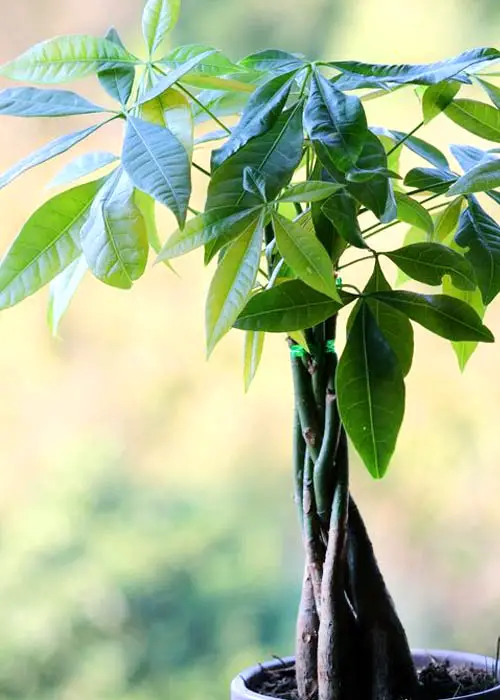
[0,1,499,699]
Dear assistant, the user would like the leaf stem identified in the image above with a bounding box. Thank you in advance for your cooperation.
[386,121,425,157]
[337,253,376,271]
[192,161,211,177]
[177,84,232,135]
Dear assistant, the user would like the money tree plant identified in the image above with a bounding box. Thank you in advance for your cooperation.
[1,1,500,699]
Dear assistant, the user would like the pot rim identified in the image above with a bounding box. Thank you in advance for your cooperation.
[231,649,500,700]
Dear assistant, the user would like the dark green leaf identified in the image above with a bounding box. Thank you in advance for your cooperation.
[394,191,434,235]
[322,190,367,248]
[0,178,103,309]
[98,27,135,104]
[422,81,460,122]
[445,99,500,141]
[0,121,109,191]
[447,157,500,196]
[234,279,348,332]
[272,212,340,300]
[211,71,297,168]
[450,143,500,204]
[370,289,494,341]
[0,35,138,83]
[329,48,500,86]
[122,116,191,227]
[404,167,456,192]
[0,87,107,116]
[347,131,396,221]
[142,0,181,56]
[304,71,368,173]
[243,330,265,391]
[396,226,429,285]
[455,198,500,304]
[47,255,88,336]
[337,302,405,478]
[243,168,267,202]
[206,215,263,354]
[206,105,304,210]
[389,129,449,169]
[49,151,118,188]
[239,50,305,75]
[384,242,476,290]
[279,181,344,203]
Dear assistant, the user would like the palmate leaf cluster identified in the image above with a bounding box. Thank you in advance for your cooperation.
[1,0,500,478]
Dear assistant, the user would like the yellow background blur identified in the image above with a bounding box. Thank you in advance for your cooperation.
[0,1,499,699]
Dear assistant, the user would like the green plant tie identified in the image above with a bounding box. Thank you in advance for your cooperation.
[290,344,307,358]
[325,339,336,354]
[335,277,343,288]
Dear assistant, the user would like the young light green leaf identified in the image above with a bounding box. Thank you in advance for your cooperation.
[370,289,494,341]
[47,255,88,336]
[234,279,348,332]
[455,198,500,304]
[206,216,263,354]
[279,181,344,203]
[385,242,476,290]
[180,74,255,92]
[329,48,500,86]
[136,50,216,104]
[0,35,138,83]
[445,99,500,141]
[272,212,340,300]
[0,121,110,192]
[80,170,148,289]
[159,44,239,76]
[49,151,118,188]
[139,85,193,157]
[304,71,368,173]
[122,116,191,227]
[447,157,500,196]
[442,276,485,371]
[0,87,107,117]
[422,81,460,123]
[206,105,304,211]
[157,207,262,260]
[433,197,463,241]
[476,77,500,109]
[143,0,181,57]
[0,177,103,309]
[98,27,135,105]
[337,302,405,478]
[243,330,265,392]
[394,191,434,235]
[322,190,367,248]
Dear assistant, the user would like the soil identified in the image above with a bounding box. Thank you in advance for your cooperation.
[248,658,498,699]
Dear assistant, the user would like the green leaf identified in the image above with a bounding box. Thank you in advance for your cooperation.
[404,167,456,193]
[337,302,405,478]
[329,48,500,86]
[80,170,148,289]
[347,131,396,221]
[192,89,250,125]
[450,144,500,205]
[445,99,500,141]
[0,87,107,117]
[0,177,103,309]
[395,226,429,286]
[122,116,191,228]
[447,157,500,196]
[370,289,494,341]
[243,168,267,202]
[179,74,255,93]
[49,151,118,188]
[321,190,366,248]
[442,276,485,371]
[206,105,304,211]
[384,242,476,290]
[157,207,261,260]
[390,130,449,169]
[476,77,500,109]
[455,197,500,304]
[234,279,348,332]
[364,261,414,376]
[134,189,159,250]
[243,331,265,391]
[422,81,460,123]
[142,0,181,57]
[98,27,135,105]
[304,71,368,173]
[137,50,217,104]
[0,121,110,191]
[279,181,344,203]
[47,255,88,336]
[272,212,340,300]
[433,197,463,241]
[0,35,138,84]
[139,85,193,158]
[159,44,239,76]
[211,71,298,168]
[394,191,434,235]
[239,50,305,75]
[206,215,263,354]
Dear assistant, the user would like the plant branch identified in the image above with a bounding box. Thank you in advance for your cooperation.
[177,83,232,134]
[192,161,211,177]
[337,252,376,271]
[386,121,425,157]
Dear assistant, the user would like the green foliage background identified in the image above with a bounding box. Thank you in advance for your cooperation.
[0,1,499,699]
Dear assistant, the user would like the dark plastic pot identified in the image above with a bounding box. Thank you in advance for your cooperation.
[231,650,500,699]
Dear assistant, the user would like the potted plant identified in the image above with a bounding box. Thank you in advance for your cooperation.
[0,0,500,698]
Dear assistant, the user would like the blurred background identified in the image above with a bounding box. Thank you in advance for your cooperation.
[0,1,499,698]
